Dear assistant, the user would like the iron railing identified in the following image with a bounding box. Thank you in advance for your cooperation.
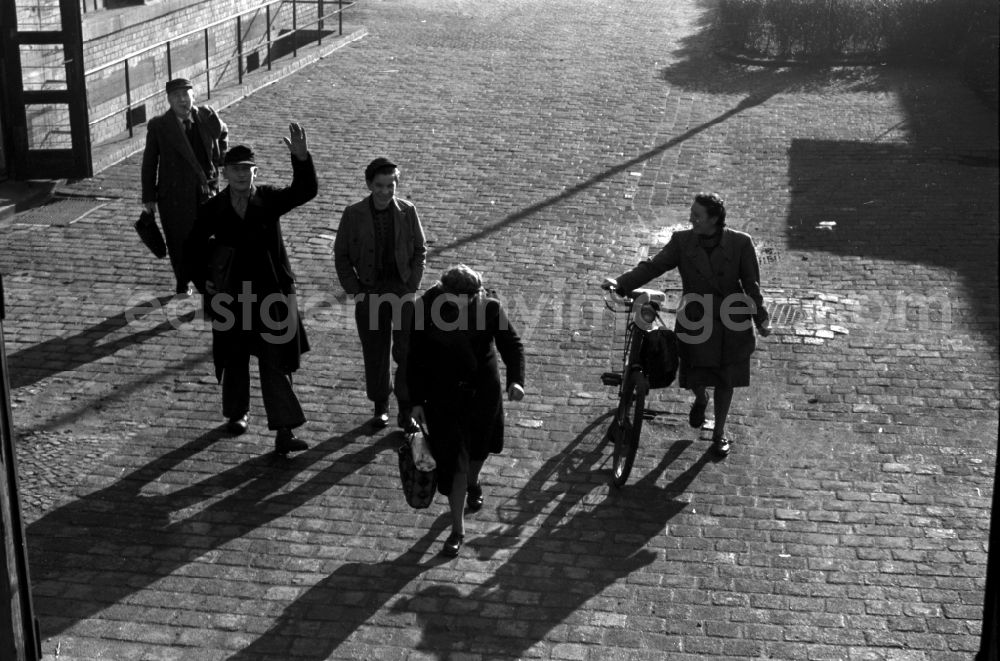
[84,0,355,141]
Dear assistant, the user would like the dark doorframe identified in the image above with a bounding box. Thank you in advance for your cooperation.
[1,0,91,179]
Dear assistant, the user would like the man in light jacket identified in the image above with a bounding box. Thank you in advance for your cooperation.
[334,157,427,431]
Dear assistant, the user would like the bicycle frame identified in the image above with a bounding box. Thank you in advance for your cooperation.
[602,287,672,395]
[601,285,676,487]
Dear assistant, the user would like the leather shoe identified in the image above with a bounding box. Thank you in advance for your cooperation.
[227,414,249,435]
[397,409,418,433]
[441,531,464,557]
[275,428,308,454]
[466,483,484,513]
[371,401,389,428]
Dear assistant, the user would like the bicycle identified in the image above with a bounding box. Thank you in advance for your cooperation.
[600,278,679,487]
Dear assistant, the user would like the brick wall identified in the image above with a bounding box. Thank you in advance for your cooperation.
[83,0,328,146]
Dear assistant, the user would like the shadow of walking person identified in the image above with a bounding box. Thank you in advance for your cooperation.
[391,417,713,658]
[225,518,452,660]
[6,295,193,389]
[27,423,378,639]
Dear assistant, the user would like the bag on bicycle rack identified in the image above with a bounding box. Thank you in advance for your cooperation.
[641,327,679,389]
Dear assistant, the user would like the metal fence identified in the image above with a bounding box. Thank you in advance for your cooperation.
[84,0,355,145]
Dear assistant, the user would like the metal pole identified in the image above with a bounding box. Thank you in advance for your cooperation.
[338,0,342,36]
[266,5,272,71]
[124,60,133,138]
[0,274,42,661]
[236,15,243,84]
[318,0,323,46]
[204,28,211,98]
[166,41,173,80]
[978,439,999,661]
[292,0,297,58]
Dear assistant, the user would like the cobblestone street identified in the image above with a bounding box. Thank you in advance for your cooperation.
[1,0,997,659]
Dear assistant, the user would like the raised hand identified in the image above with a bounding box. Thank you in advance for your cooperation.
[282,122,308,160]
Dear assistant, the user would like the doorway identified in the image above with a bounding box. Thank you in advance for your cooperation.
[0,0,91,179]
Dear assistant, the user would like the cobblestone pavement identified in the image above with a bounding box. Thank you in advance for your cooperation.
[2,0,997,659]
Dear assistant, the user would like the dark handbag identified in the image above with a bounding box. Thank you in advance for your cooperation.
[134,210,167,258]
[641,327,679,389]
[397,429,437,509]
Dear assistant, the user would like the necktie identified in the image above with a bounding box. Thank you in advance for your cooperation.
[183,118,192,135]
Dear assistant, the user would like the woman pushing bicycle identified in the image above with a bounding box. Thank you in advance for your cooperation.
[603,192,771,457]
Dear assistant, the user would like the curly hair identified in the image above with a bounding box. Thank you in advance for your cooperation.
[439,264,484,295]
[694,191,726,227]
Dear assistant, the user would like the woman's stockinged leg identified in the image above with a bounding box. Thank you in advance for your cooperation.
[689,386,709,428]
[468,460,485,488]
[448,471,467,536]
[713,387,734,438]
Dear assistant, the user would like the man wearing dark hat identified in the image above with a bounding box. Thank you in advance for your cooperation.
[334,157,427,431]
[185,123,316,455]
[141,77,228,295]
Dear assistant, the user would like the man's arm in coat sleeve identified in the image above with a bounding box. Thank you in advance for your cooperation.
[615,233,681,294]
[333,209,362,296]
[407,206,427,293]
[140,120,160,206]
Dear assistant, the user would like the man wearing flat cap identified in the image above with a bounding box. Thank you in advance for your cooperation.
[185,124,317,455]
[141,77,228,295]
[334,157,427,432]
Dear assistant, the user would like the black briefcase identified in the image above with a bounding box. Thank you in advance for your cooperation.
[134,210,167,258]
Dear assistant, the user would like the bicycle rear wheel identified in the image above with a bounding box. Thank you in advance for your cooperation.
[609,371,645,487]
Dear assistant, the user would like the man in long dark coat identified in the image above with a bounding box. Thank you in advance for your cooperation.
[141,78,228,295]
[185,124,316,454]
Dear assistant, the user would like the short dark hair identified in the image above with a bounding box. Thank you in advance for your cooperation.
[365,157,399,184]
[694,191,726,227]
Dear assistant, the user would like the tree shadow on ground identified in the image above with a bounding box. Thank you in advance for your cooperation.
[6,295,190,389]
[785,138,999,352]
[26,423,384,638]
[660,1,999,352]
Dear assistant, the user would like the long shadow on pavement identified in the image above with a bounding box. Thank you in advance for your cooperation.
[6,295,189,389]
[26,422,381,638]
[226,518,453,660]
[429,91,778,260]
[659,1,999,351]
[393,425,713,658]
[222,413,713,659]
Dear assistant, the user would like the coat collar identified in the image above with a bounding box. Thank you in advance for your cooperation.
[682,228,735,294]
[162,109,208,184]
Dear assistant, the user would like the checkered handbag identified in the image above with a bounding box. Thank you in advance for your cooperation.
[397,429,437,509]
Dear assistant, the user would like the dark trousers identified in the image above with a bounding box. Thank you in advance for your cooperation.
[355,293,413,407]
[222,350,305,431]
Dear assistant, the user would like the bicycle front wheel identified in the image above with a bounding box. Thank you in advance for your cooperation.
[609,371,645,487]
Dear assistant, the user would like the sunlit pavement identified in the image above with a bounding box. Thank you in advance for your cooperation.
[2,0,997,659]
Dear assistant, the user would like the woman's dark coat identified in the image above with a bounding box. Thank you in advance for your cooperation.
[185,154,317,381]
[616,227,768,368]
[407,286,525,488]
